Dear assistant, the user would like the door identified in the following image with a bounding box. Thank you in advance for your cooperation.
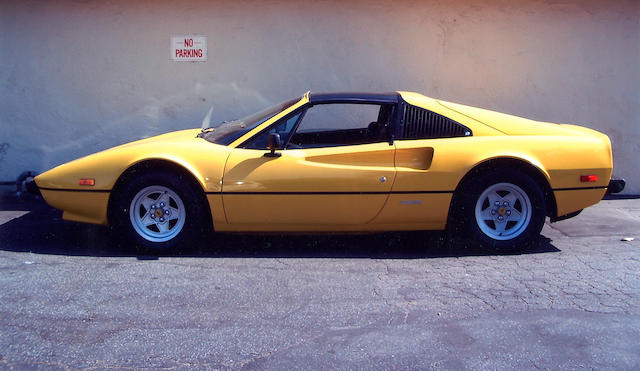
[372,103,474,227]
[222,103,396,227]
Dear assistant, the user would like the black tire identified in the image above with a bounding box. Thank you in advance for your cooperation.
[109,170,210,253]
[447,168,546,252]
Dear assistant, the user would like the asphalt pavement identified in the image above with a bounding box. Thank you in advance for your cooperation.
[0,189,639,370]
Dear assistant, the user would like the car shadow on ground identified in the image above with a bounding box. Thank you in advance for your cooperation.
[0,194,560,259]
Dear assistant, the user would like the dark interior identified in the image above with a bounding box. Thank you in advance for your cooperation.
[288,128,377,148]
[287,104,394,148]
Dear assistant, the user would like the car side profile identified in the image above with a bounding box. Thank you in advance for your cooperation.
[32,91,622,251]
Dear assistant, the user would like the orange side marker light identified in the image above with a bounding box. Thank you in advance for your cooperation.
[79,178,95,186]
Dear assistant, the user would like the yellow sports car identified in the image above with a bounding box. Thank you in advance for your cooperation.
[32,91,623,251]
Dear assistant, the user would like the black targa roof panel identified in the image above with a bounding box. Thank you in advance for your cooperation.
[309,92,400,104]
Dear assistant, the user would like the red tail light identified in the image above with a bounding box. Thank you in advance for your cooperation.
[78,178,95,186]
[580,175,598,182]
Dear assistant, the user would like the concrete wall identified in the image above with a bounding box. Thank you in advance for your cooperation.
[1,0,638,193]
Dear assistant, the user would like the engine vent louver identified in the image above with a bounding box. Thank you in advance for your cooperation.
[402,105,470,139]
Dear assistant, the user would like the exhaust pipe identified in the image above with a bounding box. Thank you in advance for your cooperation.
[606,178,626,195]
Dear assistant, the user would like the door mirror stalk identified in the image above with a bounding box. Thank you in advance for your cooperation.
[264,133,282,158]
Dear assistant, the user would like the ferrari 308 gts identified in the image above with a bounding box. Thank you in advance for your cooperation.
[33,91,623,251]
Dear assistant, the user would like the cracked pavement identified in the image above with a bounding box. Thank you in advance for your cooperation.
[0,193,639,369]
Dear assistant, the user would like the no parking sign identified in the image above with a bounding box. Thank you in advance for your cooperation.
[170,35,207,62]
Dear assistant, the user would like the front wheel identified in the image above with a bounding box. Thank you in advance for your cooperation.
[129,185,187,243]
[449,169,546,251]
[110,170,209,253]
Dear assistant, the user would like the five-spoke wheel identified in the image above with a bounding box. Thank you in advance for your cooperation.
[474,182,532,241]
[449,168,546,251]
[110,169,209,252]
[129,186,186,242]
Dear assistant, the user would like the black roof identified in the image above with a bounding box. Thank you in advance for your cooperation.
[309,92,399,104]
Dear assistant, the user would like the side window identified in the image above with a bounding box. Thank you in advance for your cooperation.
[243,111,302,150]
[402,104,471,139]
[289,103,393,148]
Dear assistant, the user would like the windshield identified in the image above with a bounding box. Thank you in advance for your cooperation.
[202,97,300,145]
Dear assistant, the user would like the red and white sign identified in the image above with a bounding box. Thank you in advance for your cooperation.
[170,35,207,62]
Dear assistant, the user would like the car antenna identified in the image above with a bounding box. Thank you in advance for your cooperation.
[201,106,214,131]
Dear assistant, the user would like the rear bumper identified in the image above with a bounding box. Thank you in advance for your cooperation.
[551,178,626,223]
[554,187,607,217]
[606,178,625,194]
[550,209,582,223]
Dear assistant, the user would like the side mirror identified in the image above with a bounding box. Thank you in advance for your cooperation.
[264,132,282,158]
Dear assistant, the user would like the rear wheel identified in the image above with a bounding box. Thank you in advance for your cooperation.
[448,168,546,251]
[110,170,208,253]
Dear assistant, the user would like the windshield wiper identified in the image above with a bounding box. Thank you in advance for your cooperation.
[196,127,214,138]
[197,120,238,138]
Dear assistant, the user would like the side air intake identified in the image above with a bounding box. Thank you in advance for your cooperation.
[402,105,471,139]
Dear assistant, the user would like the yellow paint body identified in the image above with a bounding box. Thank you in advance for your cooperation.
[35,91,613,231]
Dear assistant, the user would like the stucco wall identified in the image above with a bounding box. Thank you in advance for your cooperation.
[1,0,638,193]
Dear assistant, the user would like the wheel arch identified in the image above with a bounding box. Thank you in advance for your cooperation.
[107,158,212,227]
[453,157,557,218]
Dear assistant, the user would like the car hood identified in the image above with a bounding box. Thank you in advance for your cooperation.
[35,128,230,191]
[109,128,202,150]
[437,100,604,138]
